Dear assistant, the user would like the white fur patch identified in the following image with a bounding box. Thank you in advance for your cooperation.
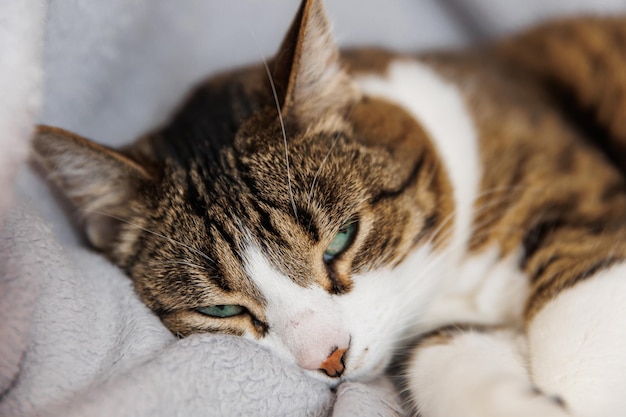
[340,242,444,380]
[408,330,569,417]
[356,59,481,255]
[528,263,626,417]
[243,238,446,382]
[242,242,350,377]
[418,247,528,332]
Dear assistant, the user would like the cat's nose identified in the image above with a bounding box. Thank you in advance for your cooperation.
[318,347,347,378]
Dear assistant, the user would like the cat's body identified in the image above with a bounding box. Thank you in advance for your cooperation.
[32,1,626,416]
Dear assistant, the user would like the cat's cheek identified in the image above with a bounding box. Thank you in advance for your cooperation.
[242,241,443,382]
[254,333,301,368]
[337,246,449,379]
[335,301,401,380]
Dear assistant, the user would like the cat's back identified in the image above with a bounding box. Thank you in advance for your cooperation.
[337,23,626,325]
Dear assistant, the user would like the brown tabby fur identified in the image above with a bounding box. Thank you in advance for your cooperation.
[439,17,626,321]
[32,1,626,359]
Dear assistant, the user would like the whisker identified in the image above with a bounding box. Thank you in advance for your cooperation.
[93,211,216,265]
[167,260,209,271]
[260,56,299,222]
[420,204,458,248]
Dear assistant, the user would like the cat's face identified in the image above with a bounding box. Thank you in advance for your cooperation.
[124,99,450,382]
[32,0,453,384]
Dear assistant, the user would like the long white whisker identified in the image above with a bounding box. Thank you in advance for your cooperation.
[167,260,209,271]
[94,211,216,265]
[260,56,299,222]
[421,204,457,247]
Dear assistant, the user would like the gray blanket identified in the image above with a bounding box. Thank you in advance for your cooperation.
[2,1,623,416]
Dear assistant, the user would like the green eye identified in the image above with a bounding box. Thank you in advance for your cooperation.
[197,305,245,318]
[324,221,358,263]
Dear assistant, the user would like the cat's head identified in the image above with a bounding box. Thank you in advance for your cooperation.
[32,0,453,384]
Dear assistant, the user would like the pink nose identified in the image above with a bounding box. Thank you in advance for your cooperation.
[319,347,347,378]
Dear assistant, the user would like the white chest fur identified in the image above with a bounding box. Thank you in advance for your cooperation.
[421,248,529,331]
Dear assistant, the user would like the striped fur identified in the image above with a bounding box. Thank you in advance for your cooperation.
[32,0,626,414]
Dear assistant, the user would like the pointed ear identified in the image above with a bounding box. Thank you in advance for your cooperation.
[31,125,153,251]
[272,0,358,123]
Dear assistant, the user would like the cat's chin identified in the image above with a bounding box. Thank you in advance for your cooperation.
[346,357,390,383]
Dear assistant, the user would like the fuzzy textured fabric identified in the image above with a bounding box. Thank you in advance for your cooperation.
[2,1,625,417]
[0,209,334,417]
[0,0,43,224]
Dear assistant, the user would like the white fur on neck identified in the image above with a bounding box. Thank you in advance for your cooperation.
[418,247,529,332]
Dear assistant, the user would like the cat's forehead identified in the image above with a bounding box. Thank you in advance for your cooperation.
[159,93,432,228]
[236,107,351,158]
[230,113,368,235]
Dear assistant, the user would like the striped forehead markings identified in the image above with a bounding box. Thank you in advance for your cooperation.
[234,155,322,244]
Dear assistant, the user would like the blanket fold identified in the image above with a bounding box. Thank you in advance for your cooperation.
[0,208,335,417]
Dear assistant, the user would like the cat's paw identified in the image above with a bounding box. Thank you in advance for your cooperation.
[415,380,573,417]
[468,383,571,417]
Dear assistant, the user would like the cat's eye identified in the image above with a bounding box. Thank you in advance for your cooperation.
[324,221,358,263]
[197,305,245,318]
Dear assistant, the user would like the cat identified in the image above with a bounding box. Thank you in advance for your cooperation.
[31,0,626,415]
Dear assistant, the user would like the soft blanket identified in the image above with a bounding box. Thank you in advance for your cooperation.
[1,1,624,416]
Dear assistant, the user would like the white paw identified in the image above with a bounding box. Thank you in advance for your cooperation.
[463,381,571,417]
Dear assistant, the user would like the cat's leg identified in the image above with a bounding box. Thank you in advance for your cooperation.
[405,326,570,417]
[527,263,626,417]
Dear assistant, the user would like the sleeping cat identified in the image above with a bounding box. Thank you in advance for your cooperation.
[31,0,626,415]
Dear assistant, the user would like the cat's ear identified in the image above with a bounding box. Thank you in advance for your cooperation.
[272,0,357,123]
[31,125,153,251]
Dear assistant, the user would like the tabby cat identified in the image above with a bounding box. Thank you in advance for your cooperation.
[31,0,626,415]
